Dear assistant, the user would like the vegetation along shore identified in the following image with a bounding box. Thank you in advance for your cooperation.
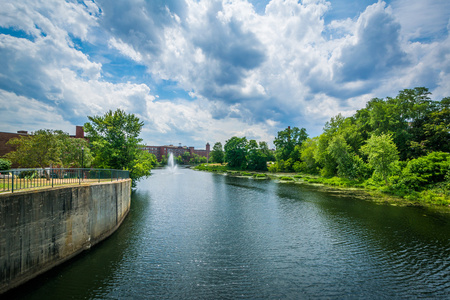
[194,87,450,210]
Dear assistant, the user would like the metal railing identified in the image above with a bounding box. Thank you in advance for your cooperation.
[0,168,130,193]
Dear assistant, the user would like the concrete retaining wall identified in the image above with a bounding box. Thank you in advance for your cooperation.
[0,179,132,294]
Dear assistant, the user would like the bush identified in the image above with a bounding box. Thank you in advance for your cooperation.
[279,176,294,181]
[0,158,11,170]
[392,152,450,192]
[253,173,266,178]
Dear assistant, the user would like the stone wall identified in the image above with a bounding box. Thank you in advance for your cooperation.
[0,179,131,294]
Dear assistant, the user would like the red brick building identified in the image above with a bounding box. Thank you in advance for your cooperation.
[140,143,210,162]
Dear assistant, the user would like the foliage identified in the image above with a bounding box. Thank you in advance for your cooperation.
[84,109,155,185]
[5,129,92,169]
[298,137,320,174]
[194,87,450,206]
[194,163,228,172]
[0,158,11,170]
[224,136,248,169]
[210,142,224,163]
[246,140,270,171]
[390,152,450,193]
[189,153,207,164]
[361,134,399,184]
[274,126,308,161]
[279,176,294,181]
[129,150,157,183]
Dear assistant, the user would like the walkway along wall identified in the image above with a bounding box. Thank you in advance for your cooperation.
[0,179,132,294]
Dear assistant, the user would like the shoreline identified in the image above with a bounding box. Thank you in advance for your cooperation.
[193,166,450,214]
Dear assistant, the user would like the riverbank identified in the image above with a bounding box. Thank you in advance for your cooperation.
[194,164,450,213]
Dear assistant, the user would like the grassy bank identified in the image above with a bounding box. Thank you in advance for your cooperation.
[194,163,450,210]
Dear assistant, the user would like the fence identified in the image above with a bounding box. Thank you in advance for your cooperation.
[0,168,130,193]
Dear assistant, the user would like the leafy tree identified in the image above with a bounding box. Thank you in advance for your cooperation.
[0,158,11,170]
[327,134,354,178]
[299,137,319,174]
[259,141,275,161]
[5,129,92,169]
[129,150,157,183]
[189,153,207,164]
[314,133,337,177]
[210,142,224,163]
[395,152,450,191]
[246,139,269,171]
[274,126,308,161]
[84,109,155,184]
[224,136,248,168]
[361,134,399,184]
[182,151,191,164]
[60,135,93,168]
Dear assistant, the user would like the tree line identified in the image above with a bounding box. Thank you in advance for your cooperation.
[208,87,449,199]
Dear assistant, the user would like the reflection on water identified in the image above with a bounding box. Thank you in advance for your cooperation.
[9,168,450,299]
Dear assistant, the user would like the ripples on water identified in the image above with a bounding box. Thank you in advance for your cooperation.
[9,168,450,299]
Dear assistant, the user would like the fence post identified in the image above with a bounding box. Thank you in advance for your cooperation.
[11,170,14,193]
[51,168,53,188]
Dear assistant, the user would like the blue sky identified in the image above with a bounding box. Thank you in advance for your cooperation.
[0,0,449,148]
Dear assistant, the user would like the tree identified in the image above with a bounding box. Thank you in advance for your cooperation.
[84,109,155,185]
[246,140,269,171]
[361,134,399,184]
[0,158,11,170]
[224,136,248,168]
[210,142,225,163]
[299,137,319,174]
[327,134,354,178]
[5,129,92,169]
[274,126,308,161]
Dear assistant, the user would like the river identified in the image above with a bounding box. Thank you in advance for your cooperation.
[9,168,450,299]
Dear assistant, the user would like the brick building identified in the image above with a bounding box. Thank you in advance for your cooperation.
[140,143,210,162]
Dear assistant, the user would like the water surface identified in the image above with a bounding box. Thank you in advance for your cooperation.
[10,168,450,299]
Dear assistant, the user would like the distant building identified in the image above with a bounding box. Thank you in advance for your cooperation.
[140,143,210,162]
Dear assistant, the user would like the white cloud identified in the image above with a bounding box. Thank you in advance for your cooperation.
[108,37,143,62]
[0,0,449,146]
[0,90,75,134]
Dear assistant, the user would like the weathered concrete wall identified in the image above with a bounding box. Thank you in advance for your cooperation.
[0,179,131,294]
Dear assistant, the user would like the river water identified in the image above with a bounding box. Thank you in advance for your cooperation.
[10,168,450,299]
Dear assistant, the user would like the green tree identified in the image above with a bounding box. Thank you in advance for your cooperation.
[246,139,269,171]
[0,158,11,170]
[361,134,399,184]
[60,135,92,168]
[224,136,248,168]
[274,126,308,161]
[210,142,225,163]
[299,137,319,174]
[5,129,92,169]
[84,109,155,184]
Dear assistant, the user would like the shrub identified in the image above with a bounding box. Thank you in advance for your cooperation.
[0,158,12,170]
[279,176,294,181]
[392,152,450,192]
[253,173,266,178]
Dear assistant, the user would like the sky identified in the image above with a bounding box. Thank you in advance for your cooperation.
[0,0,449,148]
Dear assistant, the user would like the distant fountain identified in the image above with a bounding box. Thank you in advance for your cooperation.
[167,152,178,173]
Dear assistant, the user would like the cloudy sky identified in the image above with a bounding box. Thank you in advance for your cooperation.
[0,0,449,148]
